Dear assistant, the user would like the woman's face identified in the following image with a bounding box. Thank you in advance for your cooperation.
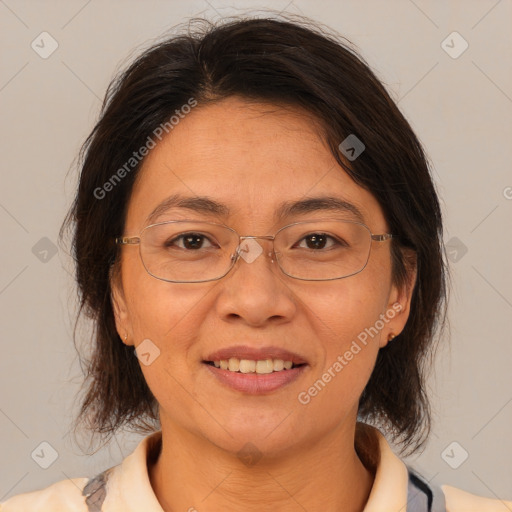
[112,96,413,456]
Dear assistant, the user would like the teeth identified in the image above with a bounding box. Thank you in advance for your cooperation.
[228,357,240,372]
[273,359,284,371]
[256,359,273,374]
[239,359,256,373]
[212,358,298,373]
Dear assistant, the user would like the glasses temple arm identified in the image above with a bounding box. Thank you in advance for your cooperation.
[116,236,141,245]
[371,234,393,242]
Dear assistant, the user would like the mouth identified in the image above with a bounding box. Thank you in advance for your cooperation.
[202,359,306,373]
[203,345,308,373]
[202,360,308,394]
[202,345,309,394]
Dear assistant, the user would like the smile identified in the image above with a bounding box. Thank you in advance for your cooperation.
[202,359,308,394]
[204,358,305,373]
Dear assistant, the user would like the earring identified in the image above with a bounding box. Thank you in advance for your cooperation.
[124,333,128,342]
[388,333,396,341]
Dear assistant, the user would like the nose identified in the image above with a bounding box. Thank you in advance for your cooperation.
[215,237,296,326]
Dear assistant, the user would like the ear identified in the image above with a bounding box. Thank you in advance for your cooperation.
[379,248,417,348]
[110,263,134,347]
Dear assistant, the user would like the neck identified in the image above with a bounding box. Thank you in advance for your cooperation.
[148,421,376,512]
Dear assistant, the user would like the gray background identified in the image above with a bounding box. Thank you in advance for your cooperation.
[1,0,511,504]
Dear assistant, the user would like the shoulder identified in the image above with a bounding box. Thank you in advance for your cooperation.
[358,423,512,512]
[0,476,90,511]
[407,467,512,512]
[443,484,512,512]
[0,466,116,512]
[0,431,162,512]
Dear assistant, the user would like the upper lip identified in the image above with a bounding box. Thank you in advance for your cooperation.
[204,345,308,365]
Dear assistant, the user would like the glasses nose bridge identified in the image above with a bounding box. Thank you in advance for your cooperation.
[239,234,275,242]
[235,234,277,261]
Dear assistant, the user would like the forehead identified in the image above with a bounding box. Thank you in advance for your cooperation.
[126,97,386,232]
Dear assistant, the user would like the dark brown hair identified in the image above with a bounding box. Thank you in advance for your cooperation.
[61,14,448,455]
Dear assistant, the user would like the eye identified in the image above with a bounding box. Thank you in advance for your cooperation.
[165,232,217,250]
[295,233,347,250]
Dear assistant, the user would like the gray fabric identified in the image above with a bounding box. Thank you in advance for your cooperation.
[430,481,447,512]
[82,467,113,512]
[406,467,446,512]
[407,476,430,511]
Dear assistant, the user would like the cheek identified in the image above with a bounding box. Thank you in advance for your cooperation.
[293,288,385,432]
[124,272,213,423]
[295,265,391,402]
[305,270,391,351]
[122,253,210,354]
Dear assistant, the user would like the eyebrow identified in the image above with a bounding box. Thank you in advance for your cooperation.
[145,193,365,225]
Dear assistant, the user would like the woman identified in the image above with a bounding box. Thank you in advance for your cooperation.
[2,15,510,512]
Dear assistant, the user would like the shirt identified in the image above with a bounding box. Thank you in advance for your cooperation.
[1,426,510,511]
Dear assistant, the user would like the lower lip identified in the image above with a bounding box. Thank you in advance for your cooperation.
[203,363,308,394]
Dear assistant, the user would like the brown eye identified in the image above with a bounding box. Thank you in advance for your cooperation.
[166,233,215,250]
[295,233,346,250]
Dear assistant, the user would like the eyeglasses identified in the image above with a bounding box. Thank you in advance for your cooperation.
[115,219,393,283]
